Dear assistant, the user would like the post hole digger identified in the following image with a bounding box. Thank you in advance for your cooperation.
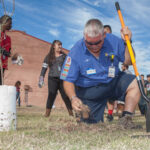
[115,2,150,132]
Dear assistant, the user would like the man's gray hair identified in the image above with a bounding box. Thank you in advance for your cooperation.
[84,19,104,38]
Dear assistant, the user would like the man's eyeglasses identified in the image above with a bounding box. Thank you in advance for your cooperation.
[85,39,103,46]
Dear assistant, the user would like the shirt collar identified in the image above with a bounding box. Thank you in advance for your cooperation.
[82,38,88,54]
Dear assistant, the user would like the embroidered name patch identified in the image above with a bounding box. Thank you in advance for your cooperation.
[61,56,71,79]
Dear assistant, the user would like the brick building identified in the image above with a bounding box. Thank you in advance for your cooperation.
[4,30,67,108]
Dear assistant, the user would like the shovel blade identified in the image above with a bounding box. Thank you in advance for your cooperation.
[146,102,150,132]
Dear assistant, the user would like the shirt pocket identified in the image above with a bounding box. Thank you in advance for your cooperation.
[101,52,119,68]
[100,54,110,67]
[81,61,95,76]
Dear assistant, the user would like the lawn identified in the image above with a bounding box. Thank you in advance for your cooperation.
[0,106,150,150]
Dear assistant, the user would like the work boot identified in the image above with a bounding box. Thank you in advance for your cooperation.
[44,109,51,117]
[118,114,142,129]
[107,114,114,122]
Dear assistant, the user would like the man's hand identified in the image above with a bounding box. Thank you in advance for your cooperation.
[71,97,90,119]
[120,26,132,41]
[71,97,83,112]
[121,26,134,65]
[38,76,44,88]
[63,81,90,118]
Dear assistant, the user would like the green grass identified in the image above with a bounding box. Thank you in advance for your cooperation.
[0,106,150,150]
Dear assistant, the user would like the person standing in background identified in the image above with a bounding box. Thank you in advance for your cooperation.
[103,25,117,122]
[145,74,150,98]
[15,81,21,107]
[39,40,73,117]
[104,25,112,34]
[121,63,132,74]
[138,74,147,115]
[0,15,12,85]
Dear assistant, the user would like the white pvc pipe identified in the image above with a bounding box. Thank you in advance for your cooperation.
[0,85,16,131]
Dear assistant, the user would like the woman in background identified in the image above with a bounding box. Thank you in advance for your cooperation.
[38,40,73,117]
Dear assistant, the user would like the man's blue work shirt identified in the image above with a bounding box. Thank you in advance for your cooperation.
[60,33,125,87]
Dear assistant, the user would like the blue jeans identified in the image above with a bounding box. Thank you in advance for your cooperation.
[75,72,135,123]
[16,91,21,106]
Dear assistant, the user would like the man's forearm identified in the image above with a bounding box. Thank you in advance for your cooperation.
[124,46,135,65]
[63,81,76,100]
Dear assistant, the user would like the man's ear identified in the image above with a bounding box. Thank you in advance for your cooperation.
[83,33,86,40]
[103,31,106,38]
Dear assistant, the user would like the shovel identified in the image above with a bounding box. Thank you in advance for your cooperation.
[115,2,150,132]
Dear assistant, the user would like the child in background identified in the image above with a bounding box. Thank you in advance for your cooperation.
[15,81,21,107]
